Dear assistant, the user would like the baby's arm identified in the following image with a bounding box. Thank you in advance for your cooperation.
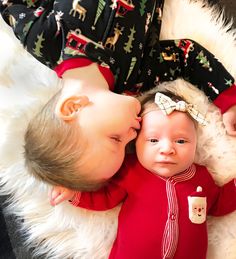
[50,182,127,211]
[71,182,127,211]
[208,178,236,216]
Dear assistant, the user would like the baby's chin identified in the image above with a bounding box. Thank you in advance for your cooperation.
[151,165,181,179]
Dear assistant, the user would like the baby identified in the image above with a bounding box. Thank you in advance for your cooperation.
[50,80,236,259]
[1,0,236,191]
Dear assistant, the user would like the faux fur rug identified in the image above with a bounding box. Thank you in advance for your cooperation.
[0,0,236,258]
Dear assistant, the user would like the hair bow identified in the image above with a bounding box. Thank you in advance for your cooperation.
[154,92,207,126]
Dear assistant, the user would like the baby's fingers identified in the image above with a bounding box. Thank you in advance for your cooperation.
[52,193,68,206]
[225,125,236,136]
[223,119,236,136]
[49,187,66,206]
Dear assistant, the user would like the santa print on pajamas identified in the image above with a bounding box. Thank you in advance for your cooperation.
[1,0,236,112]
[71,154,236,259]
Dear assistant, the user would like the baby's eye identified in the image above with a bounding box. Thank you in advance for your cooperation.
[149,138,159,143]
[176,139,187,144]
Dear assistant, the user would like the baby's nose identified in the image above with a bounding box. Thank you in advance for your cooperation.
[159,141,174,154]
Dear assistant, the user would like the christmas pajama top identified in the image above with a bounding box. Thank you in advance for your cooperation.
[71,154,236,259]
[1,0,236,112]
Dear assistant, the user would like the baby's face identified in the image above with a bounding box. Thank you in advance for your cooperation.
[136,109,197,178]
[77,90,141,182]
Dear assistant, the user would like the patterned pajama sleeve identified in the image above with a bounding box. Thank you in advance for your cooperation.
[142,38,235,102]
[1,0,235,108]
[0,0,63,69]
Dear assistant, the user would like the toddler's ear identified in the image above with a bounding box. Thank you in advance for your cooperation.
[56,95,89,121]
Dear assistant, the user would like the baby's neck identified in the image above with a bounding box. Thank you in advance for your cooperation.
[62,63,109,93]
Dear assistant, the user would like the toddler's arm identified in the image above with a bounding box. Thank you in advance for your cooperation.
[157,39,236,135]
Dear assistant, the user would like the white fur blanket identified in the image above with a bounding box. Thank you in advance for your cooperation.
[0,0,236,258]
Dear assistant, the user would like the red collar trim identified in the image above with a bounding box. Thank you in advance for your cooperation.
[171,164,196,183]
[157,164,196,183]
[54,58,115,91]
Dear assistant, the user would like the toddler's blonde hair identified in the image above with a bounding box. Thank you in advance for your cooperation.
[24,90,105,191]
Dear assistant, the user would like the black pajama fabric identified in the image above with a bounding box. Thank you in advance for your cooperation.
[0,0,234,101]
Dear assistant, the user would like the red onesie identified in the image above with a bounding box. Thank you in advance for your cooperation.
[71,154,236,259]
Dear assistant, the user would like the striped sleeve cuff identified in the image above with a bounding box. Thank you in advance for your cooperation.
[69,192,81,207]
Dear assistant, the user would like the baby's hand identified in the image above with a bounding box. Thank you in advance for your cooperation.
[223,105,236,136]
[49,186,76,206]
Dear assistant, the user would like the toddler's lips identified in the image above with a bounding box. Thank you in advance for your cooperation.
[134,119,141,130]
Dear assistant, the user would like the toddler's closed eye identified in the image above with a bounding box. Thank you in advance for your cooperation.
[110,136,122,143]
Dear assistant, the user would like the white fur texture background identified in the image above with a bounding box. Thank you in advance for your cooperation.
[0,0,236,258]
